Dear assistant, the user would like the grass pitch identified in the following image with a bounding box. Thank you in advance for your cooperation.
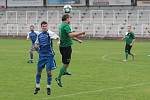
[0,39,150,100]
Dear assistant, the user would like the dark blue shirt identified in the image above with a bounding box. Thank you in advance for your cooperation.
[27,31,38,44]
[37,32,54,56]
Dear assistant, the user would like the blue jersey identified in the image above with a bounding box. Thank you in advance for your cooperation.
[27,31,39,44]
[36,31,54,56]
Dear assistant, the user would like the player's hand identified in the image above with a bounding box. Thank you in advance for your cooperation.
[78,39,83,43]
[79,32,85,36]
[34,44,39,48]
[121,37,125,40]
[81,32,85,35]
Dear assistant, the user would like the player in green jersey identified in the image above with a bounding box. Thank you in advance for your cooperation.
[55,14,85,87]
[123,25,135,62]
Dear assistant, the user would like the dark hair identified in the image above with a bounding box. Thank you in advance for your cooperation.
[41,21,48,26]
[62,14,70,21]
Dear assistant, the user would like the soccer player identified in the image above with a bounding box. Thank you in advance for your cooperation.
[27,25,39,63]
[34,21,56,95]
[122,25,135,62]
[55,14,85,87]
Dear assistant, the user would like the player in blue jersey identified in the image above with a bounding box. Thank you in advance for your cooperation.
[27,25,39,63]
[33,21,56,95]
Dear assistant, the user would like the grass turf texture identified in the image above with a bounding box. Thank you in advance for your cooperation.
[0,39,150,100]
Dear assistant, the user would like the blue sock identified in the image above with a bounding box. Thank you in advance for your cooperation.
[47,74,52,85]
[36,74,41,84]
[30,51,33,60]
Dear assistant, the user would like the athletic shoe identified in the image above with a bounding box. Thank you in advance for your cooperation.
[34,88,40,95]
[55,78,63,87]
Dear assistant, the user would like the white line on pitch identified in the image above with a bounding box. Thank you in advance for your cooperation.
[43,82,150,100]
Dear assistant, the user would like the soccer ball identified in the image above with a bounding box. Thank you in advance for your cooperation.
[63,5,72,13]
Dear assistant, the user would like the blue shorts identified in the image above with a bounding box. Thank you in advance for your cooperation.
[37,55,56,72]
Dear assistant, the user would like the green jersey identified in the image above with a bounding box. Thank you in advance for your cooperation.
[59,22,73,47]
[125,32,135,45]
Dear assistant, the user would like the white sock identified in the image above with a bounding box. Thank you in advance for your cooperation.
[47,85,51,88]
[36,83,40,88]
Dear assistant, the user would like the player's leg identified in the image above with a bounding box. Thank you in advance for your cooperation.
[46,56,56,95]
[55,46,72,87]
[124,44,129,61]
[55,65,67,87]
[28,46,34,63]
[128,45,134,60]
[63,46,72,75]
[34,58,45,95]
[55,47,66,87]
[46,70,52,95]
[58,47,67,78]
[55,63,69,87]
[59,46,72,76]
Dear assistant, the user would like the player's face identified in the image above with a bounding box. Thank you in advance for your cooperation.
[128,26,131,32]
[66,17,70,24]
[30,26,34,31]
[41,24,48,32]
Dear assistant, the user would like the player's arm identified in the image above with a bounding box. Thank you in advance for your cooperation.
[122,36,125,40]
[69,32,85,38]
[64,25,85,38]
[26,32,30,40]
[130,33,135,46]
[73,37,82,43]
[120,33,125,40]
[48,30,59,39]
[34,36,39,48]
[121,32,129,40]
[130,39,135,46]
[48,30,60,45]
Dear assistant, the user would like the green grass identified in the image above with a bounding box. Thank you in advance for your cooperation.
[0,39,150,100]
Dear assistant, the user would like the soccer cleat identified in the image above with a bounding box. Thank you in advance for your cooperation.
[55,78,63,87]
[47,88,51,95]
[63,72,72,75]
[34,88,40,95]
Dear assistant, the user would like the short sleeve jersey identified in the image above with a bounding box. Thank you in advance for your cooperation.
[27,31,39,44]
[36,31,54,56]
[59,22,73,47]
[125,32,135,45]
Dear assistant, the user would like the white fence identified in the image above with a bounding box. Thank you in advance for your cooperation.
[0,9,150,37]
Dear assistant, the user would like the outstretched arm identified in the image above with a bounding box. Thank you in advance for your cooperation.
[130,39,135,46]
[73,37,83,43]
[120,33,125,40]
[26,32,30,40]
[122,37,125,40]
[69,32,85,38]
[48,30,60,45]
